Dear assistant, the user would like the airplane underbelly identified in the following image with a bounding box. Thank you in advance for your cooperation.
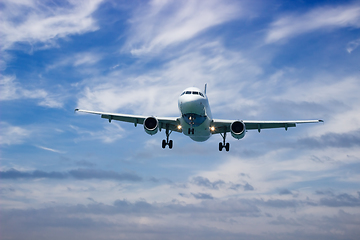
[189,134,210,142]
[180,117,211,142]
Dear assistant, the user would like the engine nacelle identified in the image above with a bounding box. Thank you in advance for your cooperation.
[144,117,159,135]
[230,121,246,139]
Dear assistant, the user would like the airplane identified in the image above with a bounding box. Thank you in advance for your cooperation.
[75,85,323,151]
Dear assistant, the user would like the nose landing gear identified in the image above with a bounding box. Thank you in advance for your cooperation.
[219,132,230,151]
[188,128,195,134]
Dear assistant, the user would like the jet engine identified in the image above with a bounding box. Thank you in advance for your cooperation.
[230,121,246,139]
[144,117,159,135]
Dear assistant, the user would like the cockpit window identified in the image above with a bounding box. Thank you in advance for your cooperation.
[182,90,205,97]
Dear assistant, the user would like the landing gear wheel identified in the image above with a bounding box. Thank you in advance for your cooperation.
[162,125,173,149]
[219,132,229,152]
[225,142,230,152]
[169,140,173,149]
[162,139,166,149]
[192,128,195,134]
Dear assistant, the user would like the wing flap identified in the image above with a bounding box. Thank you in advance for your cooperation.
[101,114,145,124]
[75,109,181,132]
[212,119,322,133]
[244,121,296,130]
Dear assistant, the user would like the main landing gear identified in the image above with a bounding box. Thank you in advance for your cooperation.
[162,126,173,149]
[219,132,230,151]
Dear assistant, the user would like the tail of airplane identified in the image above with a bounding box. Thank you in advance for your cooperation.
[204,83,207,95]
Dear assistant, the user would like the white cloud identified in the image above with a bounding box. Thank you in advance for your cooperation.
[0,75,63,108]
[266,4,360,43]
[273,76,360,135]
[125,0,242,55]
[179,146,360,208]
[35,145,66,154]
[0,75,45,101]
[46,51,103,71]
[347,38,360,53]
[0,0,104,50]
[0,122,30,145]
[275,76,359,104]
[71,122,125,143]
[73,52,102,66]
[76,41,262,116]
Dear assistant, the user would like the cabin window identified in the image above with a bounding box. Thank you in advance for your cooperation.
[185,91,191,94]
[199,92,204,97]
[192,91,199,95]
[181,92,185,96]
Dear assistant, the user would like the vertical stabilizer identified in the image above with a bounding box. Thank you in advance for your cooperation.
[204,83,207,95]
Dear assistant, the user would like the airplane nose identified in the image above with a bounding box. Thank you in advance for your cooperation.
[181,99,205,116]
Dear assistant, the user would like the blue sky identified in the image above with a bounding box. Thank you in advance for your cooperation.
[1,0,360,239]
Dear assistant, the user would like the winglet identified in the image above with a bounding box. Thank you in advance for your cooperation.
[319,119,324,123]
[74,108,79,112]
[204,83,207,95]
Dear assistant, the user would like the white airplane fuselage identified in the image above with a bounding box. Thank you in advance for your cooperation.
[178,87,212,142]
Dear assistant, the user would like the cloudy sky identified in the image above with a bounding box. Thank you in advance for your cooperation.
[1,0,360,239]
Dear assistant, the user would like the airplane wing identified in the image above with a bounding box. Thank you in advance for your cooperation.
[75,109,181,132]
[212,119,323,134]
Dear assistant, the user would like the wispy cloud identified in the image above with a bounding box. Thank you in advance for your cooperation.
[0,122,30,145]
[70,123,125,143]
[272,76,360,135]
[1,168,143,182]
[1,75,46,100]
[266,4,360,43]
[76,41,262,116]
[0,75,63,108]
[125,0,242,55]
[347,38,360,53]
[0,0,104,50]
[35,145,66,154]
[46,51,103,70]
